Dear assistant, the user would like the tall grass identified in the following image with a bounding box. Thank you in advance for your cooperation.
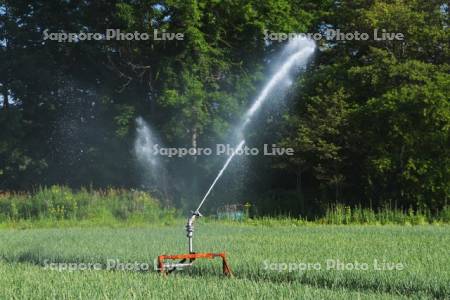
[0,186,177,226]
[320,203,449,225]
[1,186,448,226]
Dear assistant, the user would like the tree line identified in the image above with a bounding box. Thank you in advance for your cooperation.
[0,0,448,216]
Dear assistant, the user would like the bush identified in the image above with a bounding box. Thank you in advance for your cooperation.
[439,205,450,223]
[0,186,177,225]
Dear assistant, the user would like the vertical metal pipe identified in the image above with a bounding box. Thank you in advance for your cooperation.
[186,212,197,254]
[188,236,193,253]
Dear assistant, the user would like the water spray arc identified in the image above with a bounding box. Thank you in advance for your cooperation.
[134,117,169,201]
[157,37,316,275]
[195,140,246,214]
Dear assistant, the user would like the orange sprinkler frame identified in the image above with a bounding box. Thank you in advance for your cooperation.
[157,252,232,276]
[156,211,233,276]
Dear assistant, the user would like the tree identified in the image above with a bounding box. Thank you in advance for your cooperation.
[278,0,449,211]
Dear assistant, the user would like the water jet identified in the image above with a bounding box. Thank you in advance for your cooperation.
[157,36,315,276]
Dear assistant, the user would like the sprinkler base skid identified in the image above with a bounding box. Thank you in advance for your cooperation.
[157,252,232,276]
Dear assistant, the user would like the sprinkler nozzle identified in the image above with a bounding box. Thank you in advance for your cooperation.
[186,211,202,253]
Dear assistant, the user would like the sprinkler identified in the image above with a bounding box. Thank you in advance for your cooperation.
[157,141,245,276]
[156,37,316,277]
[157,210,232,276]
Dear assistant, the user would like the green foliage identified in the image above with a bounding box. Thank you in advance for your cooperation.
[279,1,449,212]
[0,0,448,216]
[440,205,450,223]
[357,61,450,209]
[1,185,446,227]
[0,186,177,225]
[114,104,136,138]
[321,204,432,225]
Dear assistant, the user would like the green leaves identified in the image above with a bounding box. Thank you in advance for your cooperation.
[277,1,449,211]
[115,3,136,29]
[359,66,450,208]
[0,0,448,214]
[114,104,135,138]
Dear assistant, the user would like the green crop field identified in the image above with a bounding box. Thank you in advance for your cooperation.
[0,223,449,299]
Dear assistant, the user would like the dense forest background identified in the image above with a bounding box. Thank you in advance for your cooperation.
[0,0,448,216]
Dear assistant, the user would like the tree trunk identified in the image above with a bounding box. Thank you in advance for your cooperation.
[2,87,8,111]
[335,182,339,202]
[192,126,197,161]
[296,168,302,194]
[296,168,304,214]
[192,127,197,148]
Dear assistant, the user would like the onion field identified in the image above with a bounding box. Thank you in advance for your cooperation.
[0,224,449,299]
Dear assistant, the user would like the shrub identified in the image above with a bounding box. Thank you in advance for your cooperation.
[0,186,176,224]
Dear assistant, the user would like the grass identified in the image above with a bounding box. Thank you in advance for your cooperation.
[0,262,412,299]
[1,186,449,228]
[0,186,177,226]
[0,223,449,299]
[1,187,449,298]
[319,203,450,225]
